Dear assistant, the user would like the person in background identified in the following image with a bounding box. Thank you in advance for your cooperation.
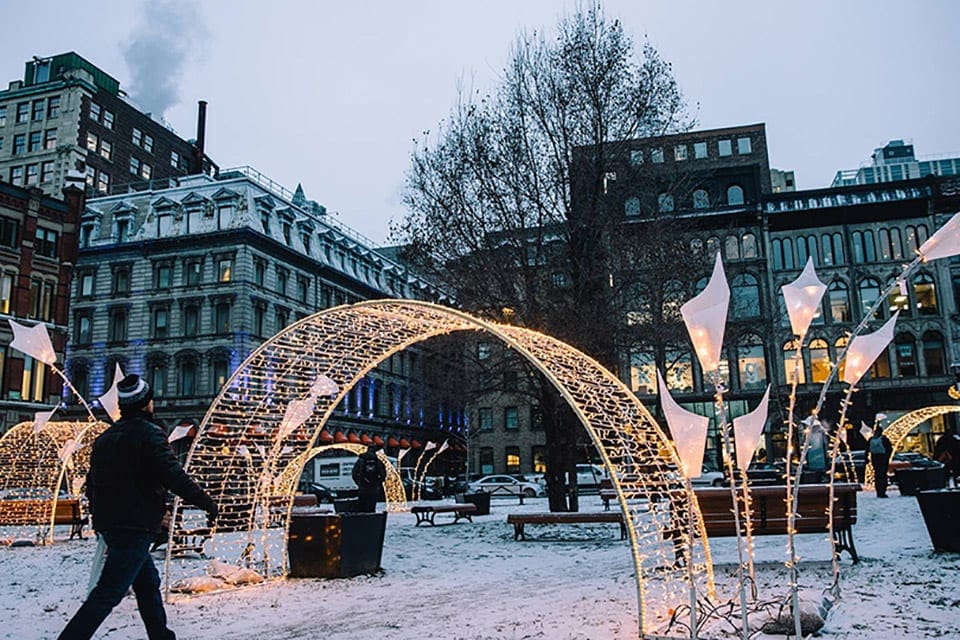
[352,445,387,512]
[868,425,894,498]
[933,424,960,487]
[60,375,218,640]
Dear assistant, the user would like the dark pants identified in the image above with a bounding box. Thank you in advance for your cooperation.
[59,530,175,640]
[872,455,890,497]
[356,488,378,513]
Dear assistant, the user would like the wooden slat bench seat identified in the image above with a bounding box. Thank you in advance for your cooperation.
[507,512,627,541]
[0,498,87,540]
[411,503,477,526]
[691,483,860,562]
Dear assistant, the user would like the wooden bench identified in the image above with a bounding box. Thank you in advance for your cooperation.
[598,479,618,510]
[0,498,87,540]
[691,483,860,562]
[507,512,627,541]
[411,503,477,526]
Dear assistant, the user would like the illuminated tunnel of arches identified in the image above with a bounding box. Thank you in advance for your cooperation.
[165,299,713,636]
[862,405,960,488]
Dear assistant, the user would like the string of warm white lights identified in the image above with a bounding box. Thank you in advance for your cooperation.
[861,406,960,488]
[164,299,714,638]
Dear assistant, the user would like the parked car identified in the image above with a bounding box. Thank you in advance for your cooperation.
[691,467,725,487]
[298,482,338,504]
[467,475,545,497]
[727,463,783,486]
[576,464,608,489]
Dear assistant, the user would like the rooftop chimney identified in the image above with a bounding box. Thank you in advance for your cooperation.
[194,100,207,175]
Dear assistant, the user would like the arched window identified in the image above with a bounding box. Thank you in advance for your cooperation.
[808,338,830,383]
[741,233,758,258]
[828,280,850,322]
[895,333,917,377]
[772,239,784,270]
[905,226,921,254]
[725,235,740,260]
[863,230,876,262]
[658,193,674,213]
[731,273,760,318]
[852,231,865,264]
[806,236,819,266]
[832,233,845,264]
[727,185,745,206]
[821,234,834,265]
[783,340,805,384]
[67,359,90,401]
[782,237,795,270]
[663,280,686,320]
[890,228,904,260]
[922,331,946,376]
[737,334,766,389]
[693,189,709,209]
[914,272,938,315]
[624,196,641,216]
[858,277,882,319]
[797,237,808,264]
[879,229,892,260]
[665,349,694,392]
[887,277,911,317]
[694,276,710,295]
[916,224,929,245]
[706,236,720,257]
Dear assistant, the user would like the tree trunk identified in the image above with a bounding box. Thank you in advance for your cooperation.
[541,381,581,512]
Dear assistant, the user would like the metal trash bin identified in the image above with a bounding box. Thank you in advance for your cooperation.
[896,467,947,496]
[916,488,960,552]
[460,492,491,516]
[333,498,361,513]
[287,511,387,578]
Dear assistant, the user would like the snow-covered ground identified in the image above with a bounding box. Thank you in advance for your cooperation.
[2,489,957,639]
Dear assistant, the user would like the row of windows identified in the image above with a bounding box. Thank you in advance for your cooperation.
[7,161,55,187]
[777,274,939,326]
[770,225,929,271]
[7,128,57,156]
[476,445,546,475]
[80,300,237,345]
[130,127,155,153]
[88,101,115,130]
[0,348,48,403]
[84,166,110,194]
[67,353,231,401]
[0,96,60,127]
[0,274,58,322]
[625,185,746,216]
[784,331,947,383]
[628,136,752,167]
[766,187,927,213]
[128,156,152,180]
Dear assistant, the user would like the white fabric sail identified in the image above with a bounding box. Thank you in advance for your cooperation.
[841,313,899,386]
[658,370,708,479]
[681,253,730,373]
[733,386,770,471]
[781,258,826,338]
[918,212,960,261]
[8,319,57,364]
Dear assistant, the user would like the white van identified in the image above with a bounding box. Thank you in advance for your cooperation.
[308,454,399,493]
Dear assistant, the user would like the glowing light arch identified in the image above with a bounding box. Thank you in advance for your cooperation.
[167,300,713,636]
[0,420,109,542]
[863,405,960,487]
[274,442,406,512]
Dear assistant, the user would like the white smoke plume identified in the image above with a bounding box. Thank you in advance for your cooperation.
[122,0,207,118]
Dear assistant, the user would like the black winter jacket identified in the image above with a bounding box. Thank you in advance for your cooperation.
[86,410,215,533]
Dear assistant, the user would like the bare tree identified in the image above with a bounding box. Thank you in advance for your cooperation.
[392,5,692,510]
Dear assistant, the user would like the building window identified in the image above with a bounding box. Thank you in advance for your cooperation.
[75,313,92,345]
[694,141,708,159]
[35,227,57,258]
[0,218,18,248]
[141,163,152,180]
[155,263,173,288]
[144,135,154,153]
[217,204,233,229]
[218,258,232,282]
[254,259,266,287]
[43,129,57,150]
[40,161,54,183]
[253,304,266,337]
[477,342,491,360]
[478,407,493,431]
[12,134,25,156]
[726,185,745,206]
[25,164,38,186]
[214,302,231,333]
[651,148,664,163]
[170,150,181,168]
[665,349,693,392]
[177,359,198,396]
[185,259,202,286]
[0,273,12,314]
[923,331,945,376]
[674,145,687,161]
[89,102,101,122]
[129,157,141,176]
[102,110,114,130]
[505,447,521,474]
[152,307,169,338]
[737,137,752,154]
[718,139,732,156]
[182,304,199,336]
[97,171,110,194]
[276,269,288,296]
[828,280,850,322]
[282,220,292,244]
[629,149,643,166]
[532,446,546,472]
[132,128,142,146]
[504,406,519,430]
[275,308,288,331]
[29,279,54,320]
[212,357,229,391]
[10,166,23,186]
[79,271,95,297]
[895,334,917,377]
[737,334,766,389]
[914,273,937,315]
[741,233,758,258]
[114,216,130,243]
[112,267,130,295]
[21,356,46,402]
[808,338,830,383]
[657,193,674,213]
[730,273,760,318]
[99,139,112,160]
[108,308,127,342]
[858,278,882,320]
[28,131,42,152]
[297,277,308,304]
[86,131,99,153]
[887,277,911,317]
[15,102,28,123]
[0,105,6,126]
[479,447,494,475]
[783,341,805,385]
[725,235,740,260]
[693,189,709,209]
[47,96,60,118]
[624,196,641,216]
[31,99,44,121]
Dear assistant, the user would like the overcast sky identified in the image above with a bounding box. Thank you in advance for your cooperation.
[1,1,958,244]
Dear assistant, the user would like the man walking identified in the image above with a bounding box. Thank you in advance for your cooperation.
[868,425,893,498]
[60,374,218,640]
[352,445,387,512]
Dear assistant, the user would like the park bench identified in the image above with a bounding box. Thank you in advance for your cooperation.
[0,498,87,540]
[411,503,477,526]
[691,483,860,562]
[598,479,618,510]
[507,511,627,541]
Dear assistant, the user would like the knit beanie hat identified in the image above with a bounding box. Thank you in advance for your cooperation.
[117,374,153,411]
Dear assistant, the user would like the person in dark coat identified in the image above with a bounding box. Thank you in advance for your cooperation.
[59,375,218,640]
[933,425,960,487]
[868,425,894,498]
[352,445,387,512]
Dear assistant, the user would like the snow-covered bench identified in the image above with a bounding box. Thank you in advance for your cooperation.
[411,503,477,526]
[507,511,627,541]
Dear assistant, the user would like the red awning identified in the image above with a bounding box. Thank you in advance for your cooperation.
[398,438,410,449]
[360,433,374,446]
[318,429,334,443]
[334,431,349,444]
[372,435,385,446]
[410,439,422,449]
[347,432,362,444]
[387,436,400,448]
